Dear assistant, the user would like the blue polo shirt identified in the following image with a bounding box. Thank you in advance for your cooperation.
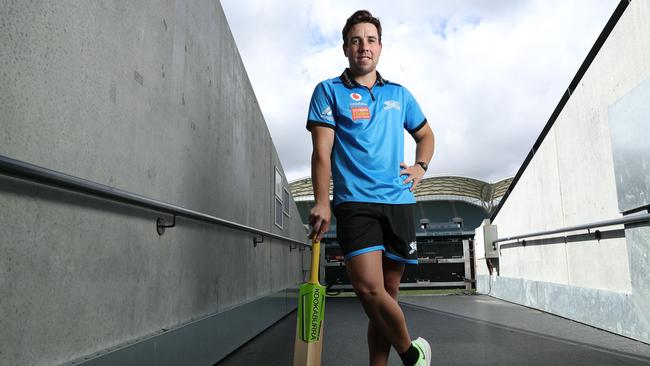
[307,69,427,207]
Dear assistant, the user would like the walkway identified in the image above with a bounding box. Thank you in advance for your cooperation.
[217,294,650,365]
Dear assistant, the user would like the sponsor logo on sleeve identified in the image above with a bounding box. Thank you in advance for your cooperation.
[321,106,334,121]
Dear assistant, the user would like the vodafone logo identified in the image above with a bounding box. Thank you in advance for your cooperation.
[350,93,362,101]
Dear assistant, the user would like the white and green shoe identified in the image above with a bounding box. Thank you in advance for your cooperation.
[412,337,431,366]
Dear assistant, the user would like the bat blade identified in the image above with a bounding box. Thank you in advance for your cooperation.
[293,282,326,365]
[293,241,326,366]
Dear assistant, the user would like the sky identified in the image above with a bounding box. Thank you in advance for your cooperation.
[220,0,620,183]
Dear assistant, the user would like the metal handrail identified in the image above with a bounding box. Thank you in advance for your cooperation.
[0,154,310,247]
[494,212,650,244]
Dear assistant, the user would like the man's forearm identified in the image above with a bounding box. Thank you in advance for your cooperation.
[415,131,435,165]
[311,151,331,206]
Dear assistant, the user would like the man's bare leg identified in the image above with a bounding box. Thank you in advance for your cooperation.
[346,251,411,362]
[368,257,405,366]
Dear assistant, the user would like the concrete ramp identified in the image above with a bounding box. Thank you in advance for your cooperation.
[218,295,650,365]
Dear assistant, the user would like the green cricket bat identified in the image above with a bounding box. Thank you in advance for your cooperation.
[293,240,326,366]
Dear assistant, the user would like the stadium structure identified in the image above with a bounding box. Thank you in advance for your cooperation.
[290,175,513,290]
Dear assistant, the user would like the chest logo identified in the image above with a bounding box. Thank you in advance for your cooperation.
[383,100,401,110]
[351,106,370,120]
[350,93,362,101]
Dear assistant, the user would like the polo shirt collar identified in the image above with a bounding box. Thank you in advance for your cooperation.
[340,68,387,89]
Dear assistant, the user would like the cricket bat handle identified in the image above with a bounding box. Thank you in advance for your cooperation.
[308,240,321,285]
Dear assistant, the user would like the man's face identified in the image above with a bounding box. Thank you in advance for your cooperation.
[343,22,382,76]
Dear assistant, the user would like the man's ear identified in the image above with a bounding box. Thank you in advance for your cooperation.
[342,43,348,57]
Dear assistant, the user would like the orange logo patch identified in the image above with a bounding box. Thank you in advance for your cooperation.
[351,106,370,120]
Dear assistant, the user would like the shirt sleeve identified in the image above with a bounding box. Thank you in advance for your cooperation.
[402,87,427,134]
[306,82,336,131]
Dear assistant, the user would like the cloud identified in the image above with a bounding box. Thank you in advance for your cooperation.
[220,0,619,183]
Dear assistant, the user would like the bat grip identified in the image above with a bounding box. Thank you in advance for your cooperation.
[308,240,321,284]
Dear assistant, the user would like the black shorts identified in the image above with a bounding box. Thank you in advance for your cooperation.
[333,202,418,265]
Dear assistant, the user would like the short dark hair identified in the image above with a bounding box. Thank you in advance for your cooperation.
[342,10,382,48]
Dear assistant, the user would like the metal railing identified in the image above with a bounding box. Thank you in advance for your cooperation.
[0,154,310,248]
[495,211,650,245]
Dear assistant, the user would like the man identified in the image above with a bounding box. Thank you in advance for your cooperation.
[306,9,435,366]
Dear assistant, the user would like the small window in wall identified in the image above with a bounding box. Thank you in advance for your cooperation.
[275,196,283,229]
[274,168,283,229]
[283,188,291,217]
[274,169,283,199]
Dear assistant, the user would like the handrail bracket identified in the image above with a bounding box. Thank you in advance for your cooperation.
[253,236,264,247]
[156,215,176,236]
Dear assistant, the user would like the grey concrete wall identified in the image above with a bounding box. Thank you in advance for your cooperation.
[476,0,650,342]
[0,1,307,365]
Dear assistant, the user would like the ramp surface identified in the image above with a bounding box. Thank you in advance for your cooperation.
[217,295,650,365]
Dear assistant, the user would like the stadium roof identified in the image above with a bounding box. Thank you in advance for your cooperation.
[289,176,513,214]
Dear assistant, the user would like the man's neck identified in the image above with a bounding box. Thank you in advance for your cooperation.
[350,70,377,88]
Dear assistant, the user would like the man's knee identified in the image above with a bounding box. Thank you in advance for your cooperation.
[384,282,399,299]
[353,282,385,302]
[383,269,403,299]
